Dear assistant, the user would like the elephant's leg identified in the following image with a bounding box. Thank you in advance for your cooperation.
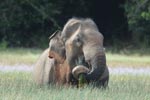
[33,49,49,85]
[67,72,78,86]
[96,75,109,88]
[43,58,55,84]
[92,66,109,88]
[33,48,55,85]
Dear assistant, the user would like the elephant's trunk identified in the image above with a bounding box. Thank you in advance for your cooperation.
[86,53,106,82]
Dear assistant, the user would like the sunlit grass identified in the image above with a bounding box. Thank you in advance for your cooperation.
[107,53,150,67]
[0,48,150,67]
[0,48,150,99]
[0,71,149,100]
[0,48,42,65]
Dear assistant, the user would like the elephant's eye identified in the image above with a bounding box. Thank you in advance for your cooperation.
[74,36,80,42]
[62,37,67,42]
[76,38,80,42]
[48,56,53,59]
[48,53,54,59]
[74,37,82,47]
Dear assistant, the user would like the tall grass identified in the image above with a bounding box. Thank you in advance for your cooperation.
[0,71,149,100]
[0,48,150,100]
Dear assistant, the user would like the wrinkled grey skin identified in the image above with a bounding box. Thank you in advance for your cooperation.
[61,18,109,87]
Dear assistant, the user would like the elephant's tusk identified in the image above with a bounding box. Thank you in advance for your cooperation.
[49,30,61,40]
[72,65,89,88]
[72,65,89,79]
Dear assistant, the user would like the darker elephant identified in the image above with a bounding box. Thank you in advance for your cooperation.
[61,18,109,87]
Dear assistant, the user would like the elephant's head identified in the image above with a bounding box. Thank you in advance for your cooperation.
[61,18,107,82]
[49,30,66,64]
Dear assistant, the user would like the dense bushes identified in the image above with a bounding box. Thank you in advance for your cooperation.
[0,0,149,48]
[0,0,62,48]
[0,0,91,48]
[124,0,150,48]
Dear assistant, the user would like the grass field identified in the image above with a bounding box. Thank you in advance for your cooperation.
[0,72,150,100]
[106,53,150,67]
[0,48,150,67]
[0,48,150,100]
[0,48,41,65]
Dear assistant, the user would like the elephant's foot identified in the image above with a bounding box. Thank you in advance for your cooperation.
[93,75,109,88]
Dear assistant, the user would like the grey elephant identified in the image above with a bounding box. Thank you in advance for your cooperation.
[33,30,86,86]
[33,31,71,85]
[48,30,71,85]
[61,18,109,87]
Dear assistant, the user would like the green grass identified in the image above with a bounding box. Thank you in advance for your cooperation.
[107,53,150,67]
[0,48,150,99]
[106,48,150,67]
[0,71,149,100]
[0,48,150,67]
[0,48,42,65]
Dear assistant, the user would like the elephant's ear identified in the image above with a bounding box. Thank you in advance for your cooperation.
[49,30,61,40]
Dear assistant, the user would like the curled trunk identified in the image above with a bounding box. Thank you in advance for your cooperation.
[86,54,106,82]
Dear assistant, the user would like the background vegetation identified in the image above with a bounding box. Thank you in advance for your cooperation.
[0,0,149,49]
[124,0,150,48]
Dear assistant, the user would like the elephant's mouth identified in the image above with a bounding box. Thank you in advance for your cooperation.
[69,56,90,85]
[72,57,90,74]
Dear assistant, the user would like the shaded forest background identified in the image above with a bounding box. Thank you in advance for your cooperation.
[0,0,150,49]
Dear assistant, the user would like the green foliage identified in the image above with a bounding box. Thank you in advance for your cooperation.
[0,40,8,49]
[78,74,88,88]
[0,0,150,48]
[0,0,91,48]
[0,0,62,48]
[124,0,150,47]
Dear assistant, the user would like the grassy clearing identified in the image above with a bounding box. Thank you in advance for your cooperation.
[106,48,150,67]
[0,48,150,67]
[107,53,150,67]
[0,71,149,100]
[0,48,149,99]
[0,48,42,65]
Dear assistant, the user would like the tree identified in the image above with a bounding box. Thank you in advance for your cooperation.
[124,0,150,47]
[0,0,62,47]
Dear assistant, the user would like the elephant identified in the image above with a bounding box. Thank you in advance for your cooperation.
[48,30,71,85]
[33,31,71,85]
[33,48,55,85]
[49,30,85,86]
[61,18,109,87]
